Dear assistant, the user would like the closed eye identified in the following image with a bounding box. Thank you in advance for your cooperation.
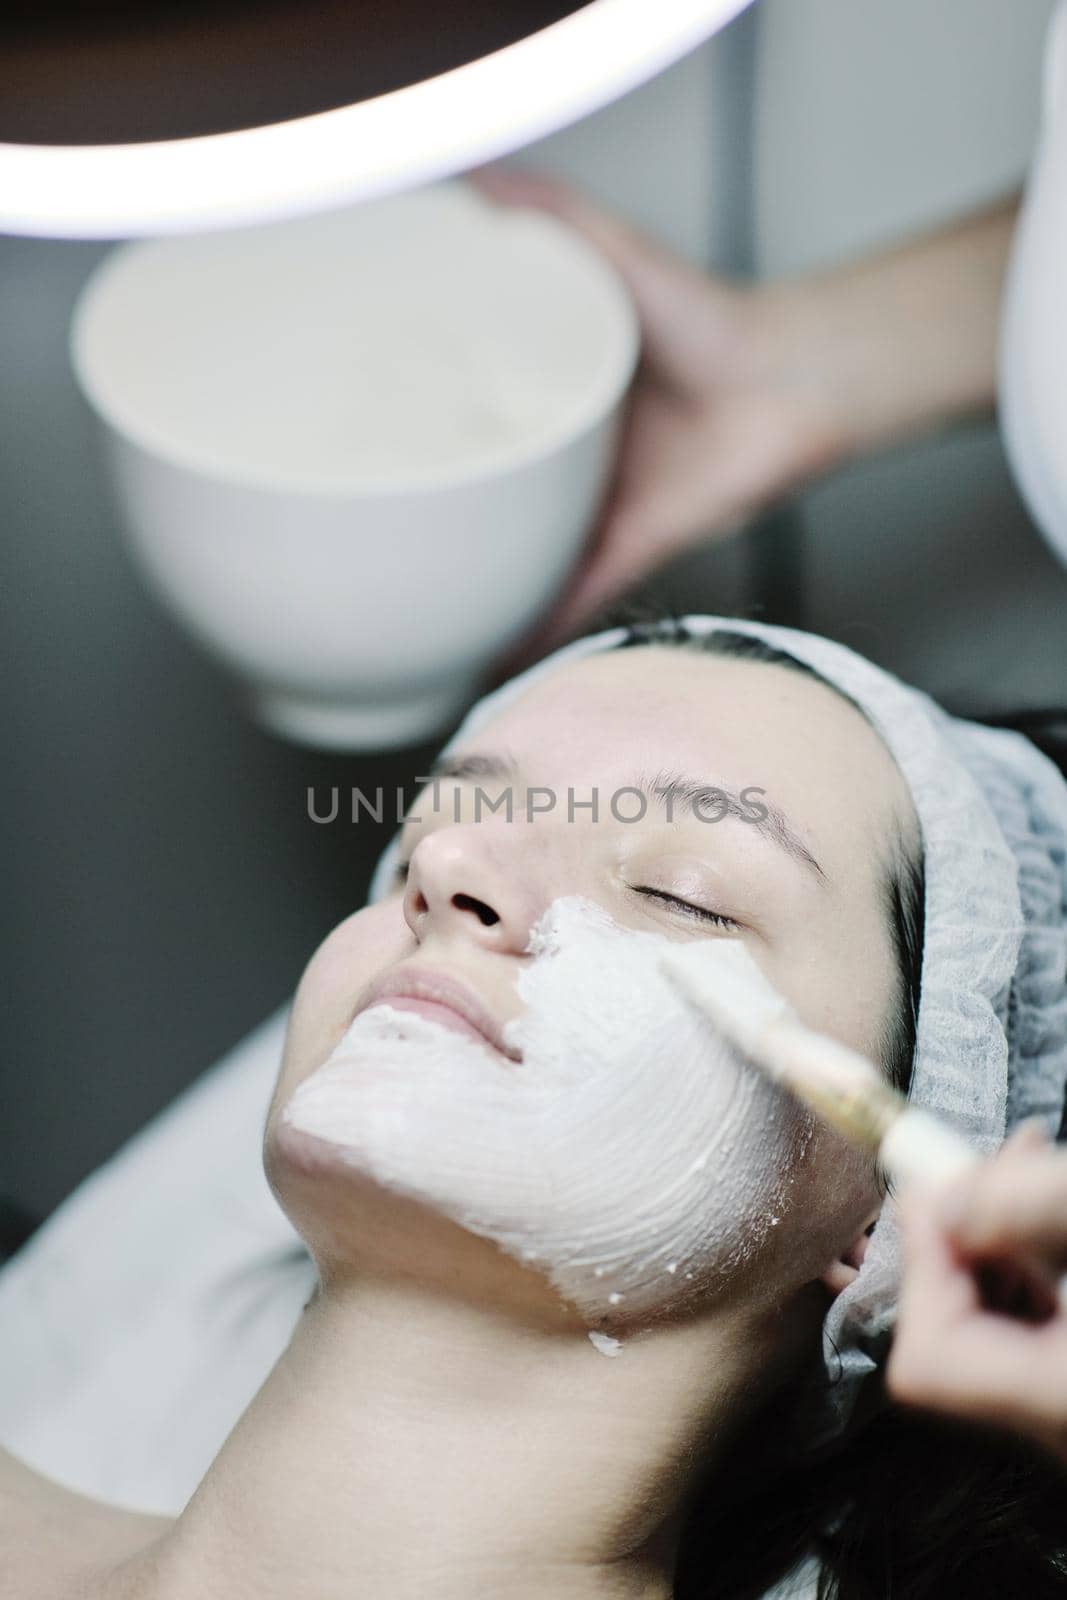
[393,861,736,930]
[632,887,738,930]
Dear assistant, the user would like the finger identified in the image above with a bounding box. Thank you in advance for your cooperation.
[888,1202,979,1397]
[892,1211,1016,1395]
[542,540,656,641]
[892,1313,1067,1443]
[890,1196,1067,1443]
[471,163,684,288]
[487,592,599,683]
[896,1197,981,1328]
[470,164,732,375]
[924,1127,1043,1233]
[938,1145,1067,1261]
[495,572,634,673]
[485,500,657,681]
[1005,1118,1053,1154]
[485,558,626,683]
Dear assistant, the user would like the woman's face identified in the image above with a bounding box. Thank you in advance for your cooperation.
[267,648,919,1317]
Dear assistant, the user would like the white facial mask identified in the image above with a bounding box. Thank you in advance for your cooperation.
[282,897,813,1329]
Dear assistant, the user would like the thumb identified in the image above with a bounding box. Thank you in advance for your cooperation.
[491,546,643,676]
[470,165,725,375]
[936,1133,1067,1264]
[541,526,659,643]
[897,1196,981,1329]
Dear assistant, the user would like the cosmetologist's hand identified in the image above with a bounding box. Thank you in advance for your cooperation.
[472,167,847,661]
[888,1122,1067,1465]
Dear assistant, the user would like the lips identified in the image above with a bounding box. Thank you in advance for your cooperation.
[354,966,522,1062]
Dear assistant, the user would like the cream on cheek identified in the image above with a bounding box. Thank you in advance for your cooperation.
[281,897,820,1331]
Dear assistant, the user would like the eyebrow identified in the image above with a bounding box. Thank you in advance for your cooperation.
[427,753,827,884]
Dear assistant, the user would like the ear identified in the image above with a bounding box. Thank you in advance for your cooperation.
[820,1209,881,1299]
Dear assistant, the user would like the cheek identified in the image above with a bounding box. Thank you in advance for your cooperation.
[763,1121,882,1287]
[766,908,899,1065]
[271,901,410,1110]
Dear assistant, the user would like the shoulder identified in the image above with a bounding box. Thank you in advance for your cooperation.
[0,1447,171,1599]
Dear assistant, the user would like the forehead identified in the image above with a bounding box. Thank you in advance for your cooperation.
[465,647,916,875]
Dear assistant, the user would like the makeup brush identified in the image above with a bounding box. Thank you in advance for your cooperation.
[659,940,1067,1311]
[659,941,977,1187]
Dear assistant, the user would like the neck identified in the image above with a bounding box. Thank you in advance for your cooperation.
[110,1272,797,1600]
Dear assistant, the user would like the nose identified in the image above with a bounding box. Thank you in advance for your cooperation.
[402,824,536,954]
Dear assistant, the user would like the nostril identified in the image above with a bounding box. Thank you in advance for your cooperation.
[452,892,500,928]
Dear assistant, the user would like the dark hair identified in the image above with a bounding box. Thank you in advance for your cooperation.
[616,617,1067,1598]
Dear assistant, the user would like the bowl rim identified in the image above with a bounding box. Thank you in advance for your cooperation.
[69,185,641,499]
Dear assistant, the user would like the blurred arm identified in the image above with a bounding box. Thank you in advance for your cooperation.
[475,170,1022,649]
[771,190,1021,466]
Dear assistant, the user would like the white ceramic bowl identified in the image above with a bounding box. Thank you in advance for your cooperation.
[70,182,639,747]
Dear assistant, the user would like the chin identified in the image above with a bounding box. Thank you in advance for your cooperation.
[263,1115,572,1328]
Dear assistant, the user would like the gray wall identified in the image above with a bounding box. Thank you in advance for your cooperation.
[3,1,1066,1228]
[753,0,1067,706]
[0,233,440,1220]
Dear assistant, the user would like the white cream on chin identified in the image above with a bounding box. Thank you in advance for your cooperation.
[281,897,813,1329]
